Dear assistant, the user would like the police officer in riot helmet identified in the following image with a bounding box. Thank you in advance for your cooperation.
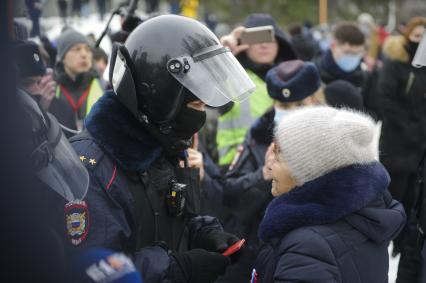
[69,15,254,282]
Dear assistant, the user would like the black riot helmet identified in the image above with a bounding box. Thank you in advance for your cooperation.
[110,15,255,152]
[19,89,89,202]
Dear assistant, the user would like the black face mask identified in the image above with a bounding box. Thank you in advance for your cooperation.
[171,106,206,140]
[407,41,419,60]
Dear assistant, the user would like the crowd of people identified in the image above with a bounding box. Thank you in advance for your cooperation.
[9,1,426,282]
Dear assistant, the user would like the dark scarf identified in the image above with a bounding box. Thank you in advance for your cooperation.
[318,50,364,87]
[84,91,162,172]
[258,162,389,242]
[238,54,274,80]
[250,108,275,145]
[54,63,98,98]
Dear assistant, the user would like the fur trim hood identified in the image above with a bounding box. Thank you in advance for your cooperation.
[382,35,409,63]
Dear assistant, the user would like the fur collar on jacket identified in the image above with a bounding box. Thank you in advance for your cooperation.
[84,91,163,172]
[258,162,389,242]
[382,35,410,63]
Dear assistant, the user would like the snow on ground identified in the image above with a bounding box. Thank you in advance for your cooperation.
[389,242,400,283]
[41,13,122,55]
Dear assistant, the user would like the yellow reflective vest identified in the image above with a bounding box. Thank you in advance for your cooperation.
[216,70,273,166]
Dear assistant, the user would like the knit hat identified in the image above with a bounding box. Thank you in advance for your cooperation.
[275,106,380,185]
[56,28,91,61]
[266,60,321,102]
[70,248,143,283]
[14,40,46,78]
[324,80,364,111]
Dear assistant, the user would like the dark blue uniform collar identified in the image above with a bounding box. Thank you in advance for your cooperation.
[84,91,163,172]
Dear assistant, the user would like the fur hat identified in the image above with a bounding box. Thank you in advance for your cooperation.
[266,60,321,103]
[275,106,380,185]
[15,40,46,78]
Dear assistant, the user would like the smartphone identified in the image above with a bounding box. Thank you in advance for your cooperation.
[222,239,246,256]
[240,26,275,45]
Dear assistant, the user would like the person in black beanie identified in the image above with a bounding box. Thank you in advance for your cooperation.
[15,40,76,131]
[324,79,364,112]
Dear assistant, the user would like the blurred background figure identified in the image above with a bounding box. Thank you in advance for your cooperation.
[288,22,321,61]
[357,12,381,71]
[145,0,159,14]
[92,47,109,87]
[25,0,42,37]
[57,0,68,24]
[378,16,426,283]
[314,22,366,89]
[53,28,104,130]
[96,0,107,20]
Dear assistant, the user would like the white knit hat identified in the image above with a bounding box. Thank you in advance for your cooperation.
[275,106,381,186]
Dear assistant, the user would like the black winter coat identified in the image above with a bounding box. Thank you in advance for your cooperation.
[222,109,274,248]
[253,163,406,283]
[379,35,426,172]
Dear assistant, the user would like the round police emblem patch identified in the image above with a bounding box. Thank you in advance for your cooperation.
[64,200,89,246]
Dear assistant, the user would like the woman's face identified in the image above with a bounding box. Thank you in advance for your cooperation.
[246,41,279,65]
[268,143,297,197]
[409,25,425,43]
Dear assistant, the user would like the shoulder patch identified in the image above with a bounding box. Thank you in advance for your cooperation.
[65,200,90,246]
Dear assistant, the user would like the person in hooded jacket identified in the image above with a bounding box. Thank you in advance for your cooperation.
[216,60,323,283]
[378,16,426,257]
[216,13,297,169]
[253,106,406,283]
[67,15,249,283]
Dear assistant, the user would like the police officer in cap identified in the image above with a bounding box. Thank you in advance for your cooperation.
[69,15,255,282]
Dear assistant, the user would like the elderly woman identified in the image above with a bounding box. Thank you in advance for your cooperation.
[252,106,405,283]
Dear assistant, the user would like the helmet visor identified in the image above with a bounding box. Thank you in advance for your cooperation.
[167,46,256,107]
[36,134,89,202]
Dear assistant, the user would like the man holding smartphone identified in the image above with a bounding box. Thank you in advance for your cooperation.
[216,13,297,170]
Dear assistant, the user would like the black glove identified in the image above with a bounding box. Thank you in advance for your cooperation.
[172,249,231,283]
[195,229,240,253]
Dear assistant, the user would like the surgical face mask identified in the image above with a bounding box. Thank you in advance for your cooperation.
[336,54,362,72]
[274,108,291,124]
